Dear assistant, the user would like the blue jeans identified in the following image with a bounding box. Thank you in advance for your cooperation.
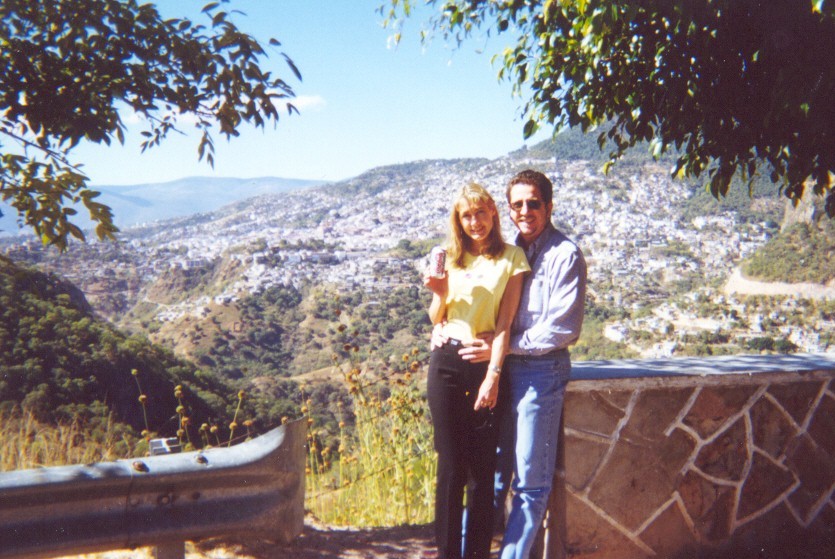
[497,351,570,559]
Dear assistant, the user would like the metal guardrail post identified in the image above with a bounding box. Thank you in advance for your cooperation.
[0,419,306,559]
[148,437,185,559]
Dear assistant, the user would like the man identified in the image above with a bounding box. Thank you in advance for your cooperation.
[456,169,587,559]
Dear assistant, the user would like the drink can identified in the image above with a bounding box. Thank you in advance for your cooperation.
[429,246,446,278]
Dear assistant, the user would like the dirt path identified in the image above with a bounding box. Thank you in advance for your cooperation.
[723,268,835,300]
[65,520,438,559]
[197,521,436,559]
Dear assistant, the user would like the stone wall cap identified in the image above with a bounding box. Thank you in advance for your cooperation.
[571,352,835,381]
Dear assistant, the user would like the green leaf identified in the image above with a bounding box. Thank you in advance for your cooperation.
[522,119,538,139]
[283,54,302,81]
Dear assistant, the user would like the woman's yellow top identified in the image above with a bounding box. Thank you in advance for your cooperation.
[441,244,529,342]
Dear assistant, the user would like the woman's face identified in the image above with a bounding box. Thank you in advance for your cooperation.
[457,199,496,245]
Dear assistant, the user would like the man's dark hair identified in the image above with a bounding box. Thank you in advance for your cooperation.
[506,169,553,205]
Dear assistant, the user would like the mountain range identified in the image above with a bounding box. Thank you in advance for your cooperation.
[3,130,833,443]
[0,176,322,236]
[5,129,833,367]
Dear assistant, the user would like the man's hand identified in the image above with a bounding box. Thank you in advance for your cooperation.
[430,322,448,351]
[459,332,494,363]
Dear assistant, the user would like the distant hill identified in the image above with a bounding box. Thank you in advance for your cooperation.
[0,175,322,236]
[741,218,835,285]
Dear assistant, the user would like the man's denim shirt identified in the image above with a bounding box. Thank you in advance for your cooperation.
[509,223,587,356]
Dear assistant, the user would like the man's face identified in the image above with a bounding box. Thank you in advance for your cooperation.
[508,182,552,245]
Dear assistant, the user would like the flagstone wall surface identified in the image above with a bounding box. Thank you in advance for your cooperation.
[554,353,835,559]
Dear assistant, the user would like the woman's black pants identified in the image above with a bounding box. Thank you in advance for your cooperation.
[427,340,499,559]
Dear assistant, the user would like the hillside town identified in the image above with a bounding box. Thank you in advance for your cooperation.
[2,147,833,359]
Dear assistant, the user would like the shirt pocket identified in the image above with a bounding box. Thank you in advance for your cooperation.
[526,277,546,313]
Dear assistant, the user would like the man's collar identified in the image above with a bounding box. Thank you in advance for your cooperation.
[515,222,557,252]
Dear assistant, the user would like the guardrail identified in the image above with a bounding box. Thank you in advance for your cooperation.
[0,418,306,559]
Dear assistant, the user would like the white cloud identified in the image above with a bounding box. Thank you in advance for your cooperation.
[120,108,199,126]
[116,94,324,129]
[122,111,144,125]
[288,95,326,112]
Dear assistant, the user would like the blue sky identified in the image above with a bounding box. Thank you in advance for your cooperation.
[73,0,550,185]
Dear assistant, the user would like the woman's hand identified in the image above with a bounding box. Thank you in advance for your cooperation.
[474,369,499,410]
[423,271,448,298]
[430,322,449,350]
[425,272,448,326]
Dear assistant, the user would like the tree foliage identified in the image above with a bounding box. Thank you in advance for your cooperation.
[382,0,835,217]
[0,0,299,249]
[200,284,306,376]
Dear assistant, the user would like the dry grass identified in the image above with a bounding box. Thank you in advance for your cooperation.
[0,409,134,471]
[2,348,437,531]
[305,353,436,527]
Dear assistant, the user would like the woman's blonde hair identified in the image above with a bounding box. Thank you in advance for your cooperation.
[446,182,505,268]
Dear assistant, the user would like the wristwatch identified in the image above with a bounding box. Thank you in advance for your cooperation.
[488,364,501,375]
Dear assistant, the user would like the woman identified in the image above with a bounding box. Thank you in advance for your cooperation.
[424,182,529,559]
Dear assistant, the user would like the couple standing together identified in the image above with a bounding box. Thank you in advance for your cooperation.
[423,170,587,559]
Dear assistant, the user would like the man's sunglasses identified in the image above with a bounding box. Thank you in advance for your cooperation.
[509,199,543,212]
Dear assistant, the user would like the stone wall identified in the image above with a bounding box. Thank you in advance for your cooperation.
[548,353,835,559]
